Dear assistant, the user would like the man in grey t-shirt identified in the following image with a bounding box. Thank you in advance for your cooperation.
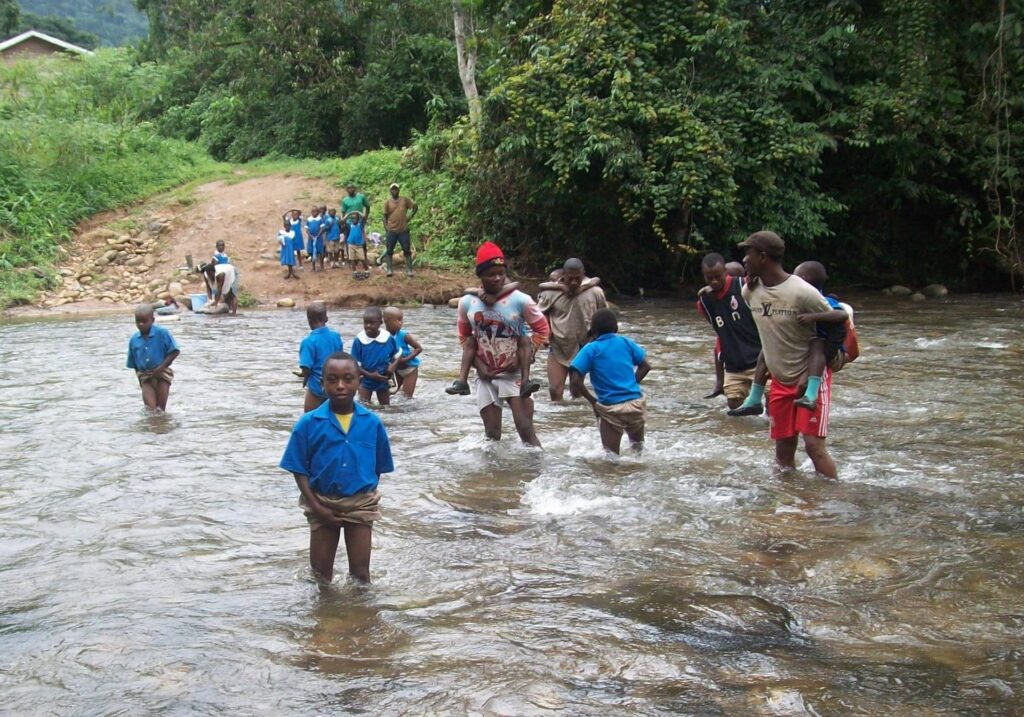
[739,231,838,479]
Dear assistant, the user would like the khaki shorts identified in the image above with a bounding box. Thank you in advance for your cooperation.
[137,367,173,385]
[548,339,581,367]
[299,489,381,531]
[347,244,366,261]
[475,371,523,410]
[594,397,646,433]
[828,350,848,373]
[396,365,418,378]
[723,368,756,400]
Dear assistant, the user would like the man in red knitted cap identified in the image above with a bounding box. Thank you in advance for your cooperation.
[450,241,549,446]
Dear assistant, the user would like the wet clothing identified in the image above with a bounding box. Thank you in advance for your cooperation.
[457,288,550,373]
[351,330,400,392]
[537,278,607,366]
[299,489,381,530]
[594,396,647,434]
[768,369,832,439]
[742,275,831,385]
[299,327,345,399]
[394,328,420,369]
[697,275,761,372]
[569,333,646,406]
[280,401,394,498]
[127,324,179,372]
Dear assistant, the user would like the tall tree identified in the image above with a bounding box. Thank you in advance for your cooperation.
[452,0,480,123]
[0,0,18,36]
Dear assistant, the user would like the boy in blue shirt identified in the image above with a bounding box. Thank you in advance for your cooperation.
[351,306,401,406]
[212,240,230,265]
[280,352,394,584]
[126,304,180,412]
[383,306,423,399]
[325,207,342,268]
[346,211,369,279]
[296,302,345,413]
[569,308,652,455]
[306,206,325,272]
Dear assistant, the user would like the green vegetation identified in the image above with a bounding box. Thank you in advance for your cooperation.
[16,0,146,46]
[0,51,220,307]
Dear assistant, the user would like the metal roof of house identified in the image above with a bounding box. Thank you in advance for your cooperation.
[0,30,94,56]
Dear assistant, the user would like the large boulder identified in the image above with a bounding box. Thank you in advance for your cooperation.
[921,283,949,298]
[167,281,184,295]
[276,297,296,308]
[909,292,927,302]
[889,285,913,297]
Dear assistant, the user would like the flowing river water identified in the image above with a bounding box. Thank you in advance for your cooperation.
[1,294,1022,715]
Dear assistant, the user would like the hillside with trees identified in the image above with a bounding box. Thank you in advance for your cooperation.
[1,0,1021,304]
[16,0,146,46]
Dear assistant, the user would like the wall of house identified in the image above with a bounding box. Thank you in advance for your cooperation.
[1,38,72,65]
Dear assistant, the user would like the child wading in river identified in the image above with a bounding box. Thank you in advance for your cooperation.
[383,306,423,399]
[280,352,394,584]
[296,302,345,413]
[351,307,400,406]
[126,304,180,412]
[570,308,651,454]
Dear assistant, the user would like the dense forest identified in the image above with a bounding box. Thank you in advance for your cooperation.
[1,0,1021,298]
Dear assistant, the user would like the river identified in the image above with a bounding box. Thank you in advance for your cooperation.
[0,294,1021,715]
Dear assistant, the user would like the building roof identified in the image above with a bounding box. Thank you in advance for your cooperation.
[0,30,94,56]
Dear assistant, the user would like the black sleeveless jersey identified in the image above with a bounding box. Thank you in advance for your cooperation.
[698,277,762,372]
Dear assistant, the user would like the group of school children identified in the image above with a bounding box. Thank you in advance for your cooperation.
[126,232,858,586]
[278,203,372,280]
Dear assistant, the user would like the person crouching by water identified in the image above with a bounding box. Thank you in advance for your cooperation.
[569,309,651,455]
[280,352,394,584]
[201,261,238,315]
[296,302,344,413]
[126,304,180,412]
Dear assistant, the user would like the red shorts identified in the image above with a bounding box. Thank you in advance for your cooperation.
[768,370,831,440]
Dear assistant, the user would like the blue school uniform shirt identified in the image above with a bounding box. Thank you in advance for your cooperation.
[290,218,303,250]
[394,328,420,368]
[299,326,345,398]
[569,333,646,406]
[306,215,324,243]
[213,251,230,265]
[326,215,341,240]
[126,323,180,371]
[347,220,365,247]
[279,401,394,497]
[351,330,400,389]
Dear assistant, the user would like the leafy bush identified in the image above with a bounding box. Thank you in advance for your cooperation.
[0,50,220,307]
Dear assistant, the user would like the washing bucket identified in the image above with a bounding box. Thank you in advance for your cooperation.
[191,293,208,312]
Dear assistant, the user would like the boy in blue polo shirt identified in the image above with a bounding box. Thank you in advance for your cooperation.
[280,352,394,584]
[126,304,180,412]
[350,306,401,406]
[296,302,344,413]
[569,308,652,455]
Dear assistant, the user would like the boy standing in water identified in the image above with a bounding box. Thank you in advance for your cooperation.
[280,352,394,584]
[297,302,345,413]
[569,309,651,454]
[126,304,180,412]
[697,253,761,410]
[351,307,400,406]
[452,242,549,446]
[383,306,423,399]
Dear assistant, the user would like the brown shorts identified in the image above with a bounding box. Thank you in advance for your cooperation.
[137,367,173,385]
[594,397,646,434]
[723,368,756,400]
[299,489,380,531]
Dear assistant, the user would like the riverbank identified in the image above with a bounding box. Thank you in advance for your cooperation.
[6,172,473,319]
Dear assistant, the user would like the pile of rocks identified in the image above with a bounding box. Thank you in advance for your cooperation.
[38,220,197,309]
[883,284,949,301]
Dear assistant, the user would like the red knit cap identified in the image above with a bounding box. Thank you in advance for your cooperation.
[475,241,506,276]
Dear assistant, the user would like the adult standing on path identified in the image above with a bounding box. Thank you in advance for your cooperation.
[537,258,607,400]
[739,231,838,479]
[341,182,370,228]
[382,182,418,277]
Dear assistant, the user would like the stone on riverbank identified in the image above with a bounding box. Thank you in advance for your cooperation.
[922,283,949,298]
[889,285,913,296]
[277,297,296,308]
[910,292,927,302]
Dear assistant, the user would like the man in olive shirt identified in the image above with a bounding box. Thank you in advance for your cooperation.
[382,182,418,277]
[739,231,838,479]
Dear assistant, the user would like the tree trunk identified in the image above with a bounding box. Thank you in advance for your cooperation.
[452,0,481,123]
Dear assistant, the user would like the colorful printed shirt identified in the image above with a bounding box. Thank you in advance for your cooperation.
[457,288,550,372]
